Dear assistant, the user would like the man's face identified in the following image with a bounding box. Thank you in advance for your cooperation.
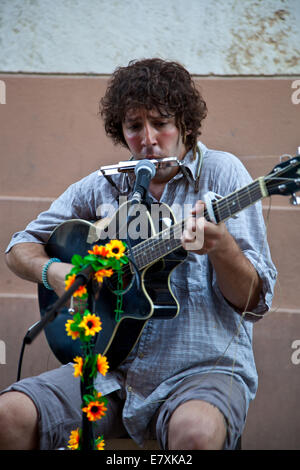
[122,107,187,183]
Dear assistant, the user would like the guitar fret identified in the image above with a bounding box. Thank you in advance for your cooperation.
[214,180,263,223]
[133,221,183,268]
[131,178,266,268]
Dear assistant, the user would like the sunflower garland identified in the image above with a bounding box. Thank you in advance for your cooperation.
[65,239,128,451]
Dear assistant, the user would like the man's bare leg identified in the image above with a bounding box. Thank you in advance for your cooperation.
[168,399,226,450]
[0,391,39,450]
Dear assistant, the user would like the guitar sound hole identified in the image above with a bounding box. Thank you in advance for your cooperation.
[106,265,133,294]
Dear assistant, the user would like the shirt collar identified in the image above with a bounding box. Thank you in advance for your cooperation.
[173,141,207,182]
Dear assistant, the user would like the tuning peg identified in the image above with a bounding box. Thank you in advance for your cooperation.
[290,193,300,205]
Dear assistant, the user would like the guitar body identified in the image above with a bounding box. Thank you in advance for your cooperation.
[38,201,187,369]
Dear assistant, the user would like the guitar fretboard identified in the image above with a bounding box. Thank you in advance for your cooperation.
[130,178,266,269]
[212,178,264,223]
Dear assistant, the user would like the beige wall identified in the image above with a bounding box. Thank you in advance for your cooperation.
[0,74,300,449]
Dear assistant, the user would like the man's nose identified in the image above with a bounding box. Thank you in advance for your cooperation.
[141,123,157,146]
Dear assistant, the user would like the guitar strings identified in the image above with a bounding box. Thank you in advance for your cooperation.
[122,175,297,262]
[106,175,297,286]
[118,158,298,265]
[104,173,298,292]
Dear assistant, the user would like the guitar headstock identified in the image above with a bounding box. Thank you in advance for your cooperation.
[265,155,300,197]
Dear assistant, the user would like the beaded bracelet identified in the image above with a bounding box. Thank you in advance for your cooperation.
[42,257,61,290]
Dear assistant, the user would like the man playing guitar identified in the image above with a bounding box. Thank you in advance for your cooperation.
[1,58,277,450]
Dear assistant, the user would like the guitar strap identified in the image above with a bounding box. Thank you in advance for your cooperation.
[179,145,203,193]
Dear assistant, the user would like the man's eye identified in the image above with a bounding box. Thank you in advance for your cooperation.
[128,124,140,130]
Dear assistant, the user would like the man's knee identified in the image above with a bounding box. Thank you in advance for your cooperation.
[168,400,226,450]
[0,391,39,450]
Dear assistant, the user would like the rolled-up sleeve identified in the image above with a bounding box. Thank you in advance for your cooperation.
[211,154,277,321]
[5,172,99,253]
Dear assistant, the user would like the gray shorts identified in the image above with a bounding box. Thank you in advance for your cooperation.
[1,365,247,450]
[154,372,246,450]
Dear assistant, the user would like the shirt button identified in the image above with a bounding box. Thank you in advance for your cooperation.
[127,386,133,392]
[138,353,144,359]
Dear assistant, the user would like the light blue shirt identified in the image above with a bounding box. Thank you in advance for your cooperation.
[6,142,277,445]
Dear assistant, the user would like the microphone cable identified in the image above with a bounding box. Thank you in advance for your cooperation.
[17,320,40,381]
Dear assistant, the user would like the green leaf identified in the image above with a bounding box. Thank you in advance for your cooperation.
[71,254,84,266]
[83,309,92,317]
[106,258,119,270]
[88,355,98,379]
[82,393,95,405]
[70,266,81,275]
[82,254,97,263]
[79,332,91,343]
[96,258,111,267]
[72,312,82,324]
[91,262,104,271]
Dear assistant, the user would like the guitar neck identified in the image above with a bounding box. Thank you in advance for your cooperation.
[131,177,268,269]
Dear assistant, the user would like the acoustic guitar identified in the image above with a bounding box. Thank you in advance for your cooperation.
[38,155,300,369]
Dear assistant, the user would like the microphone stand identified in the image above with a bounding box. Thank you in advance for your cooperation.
[80,275,97,451]
[20,160,156,450]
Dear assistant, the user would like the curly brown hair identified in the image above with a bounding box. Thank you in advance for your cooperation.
[99,58,207,157]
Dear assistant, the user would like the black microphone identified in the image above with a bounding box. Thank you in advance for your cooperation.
[126,159,156,292]
[131,159,156,204]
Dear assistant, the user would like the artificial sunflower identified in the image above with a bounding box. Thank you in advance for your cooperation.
[68,428,81,450]
[73,356,84,377]
[105,240,126,260]
[79,312,102,337]
[97,354,109,376]
[65,273,88,298]
[88,244,110,257]
[95,436,105,450]
[82,394,107,422]
[65,319,80,340]
[73,285,88,298]
[65,273,76,290]
[94,268,114,283]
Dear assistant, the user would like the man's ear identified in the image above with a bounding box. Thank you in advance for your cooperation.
[182,129,192,145]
